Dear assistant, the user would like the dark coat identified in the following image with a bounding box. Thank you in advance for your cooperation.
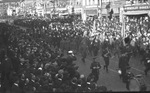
[118,55,128,69]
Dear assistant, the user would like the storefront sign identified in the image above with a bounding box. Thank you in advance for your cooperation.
[75,8,82,14]
[124,5,150,11]
[85,9,97,15]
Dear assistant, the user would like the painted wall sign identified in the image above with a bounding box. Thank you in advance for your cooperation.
[124,5,150,11]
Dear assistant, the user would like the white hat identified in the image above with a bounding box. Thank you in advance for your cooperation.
[118,70,122,75]
[38,67,42,70]
[68,50,73,54]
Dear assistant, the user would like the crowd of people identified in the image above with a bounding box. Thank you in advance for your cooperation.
[0,19,111,93]
[0,14,150,93]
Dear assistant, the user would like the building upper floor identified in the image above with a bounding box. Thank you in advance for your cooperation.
[125,0,150,6]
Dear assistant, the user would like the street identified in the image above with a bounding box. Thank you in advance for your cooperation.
[73,51,150,91]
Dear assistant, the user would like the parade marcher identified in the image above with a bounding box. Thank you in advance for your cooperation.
[66,50,77,65]
[124,37,132,66]
[54,69,64,88]
[76,75,87,92]
[86,80,97,92]
[118,49,129,83]
[80,38,88,63]
[70,77,78,91]
[124,71,134,90]
[91,37,100,57]
[102,47,111,72]
[65,51,78,79]
[90,57,101,83]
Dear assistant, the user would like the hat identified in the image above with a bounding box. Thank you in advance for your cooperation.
[118,70,122,74]
[38,67,42,71]
[80,74,85,78]
[68,50,73,54]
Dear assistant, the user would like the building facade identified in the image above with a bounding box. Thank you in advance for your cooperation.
[0,0,20,16]
[122,0,150,15]
[82,0,100,16]
[81,0,124,19]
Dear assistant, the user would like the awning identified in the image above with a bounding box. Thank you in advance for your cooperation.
[123,10,149,15]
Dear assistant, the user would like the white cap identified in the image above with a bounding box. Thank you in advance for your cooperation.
[38,67,42,70]
[118,70,122,75]
[68,50,73,54]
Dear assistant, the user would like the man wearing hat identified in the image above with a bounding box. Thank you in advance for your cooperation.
[90,57,101,83]
[65,50,77,79]
[124,36,132,66]
[66,50,77,65]
[118,49,129,83]
[102,47,111,72]
[76,74,87,92]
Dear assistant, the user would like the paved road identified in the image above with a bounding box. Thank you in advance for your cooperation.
[73,51,150,92]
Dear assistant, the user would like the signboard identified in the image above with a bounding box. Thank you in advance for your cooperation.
[124,5,150,11]
[74,8,82,14]
[85,9,97,15]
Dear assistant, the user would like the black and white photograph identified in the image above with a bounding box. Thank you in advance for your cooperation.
[0,0,150,93]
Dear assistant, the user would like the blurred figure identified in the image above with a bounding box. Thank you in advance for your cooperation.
[90,57,101,83]
[66,51,77,65]
[118,50,129,83]
[102,47,111,72]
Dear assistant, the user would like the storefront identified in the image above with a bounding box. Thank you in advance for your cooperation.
[84,6,98,17]
[122,4,150,38]
[123,5,150,15]
[74,8,82,14]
